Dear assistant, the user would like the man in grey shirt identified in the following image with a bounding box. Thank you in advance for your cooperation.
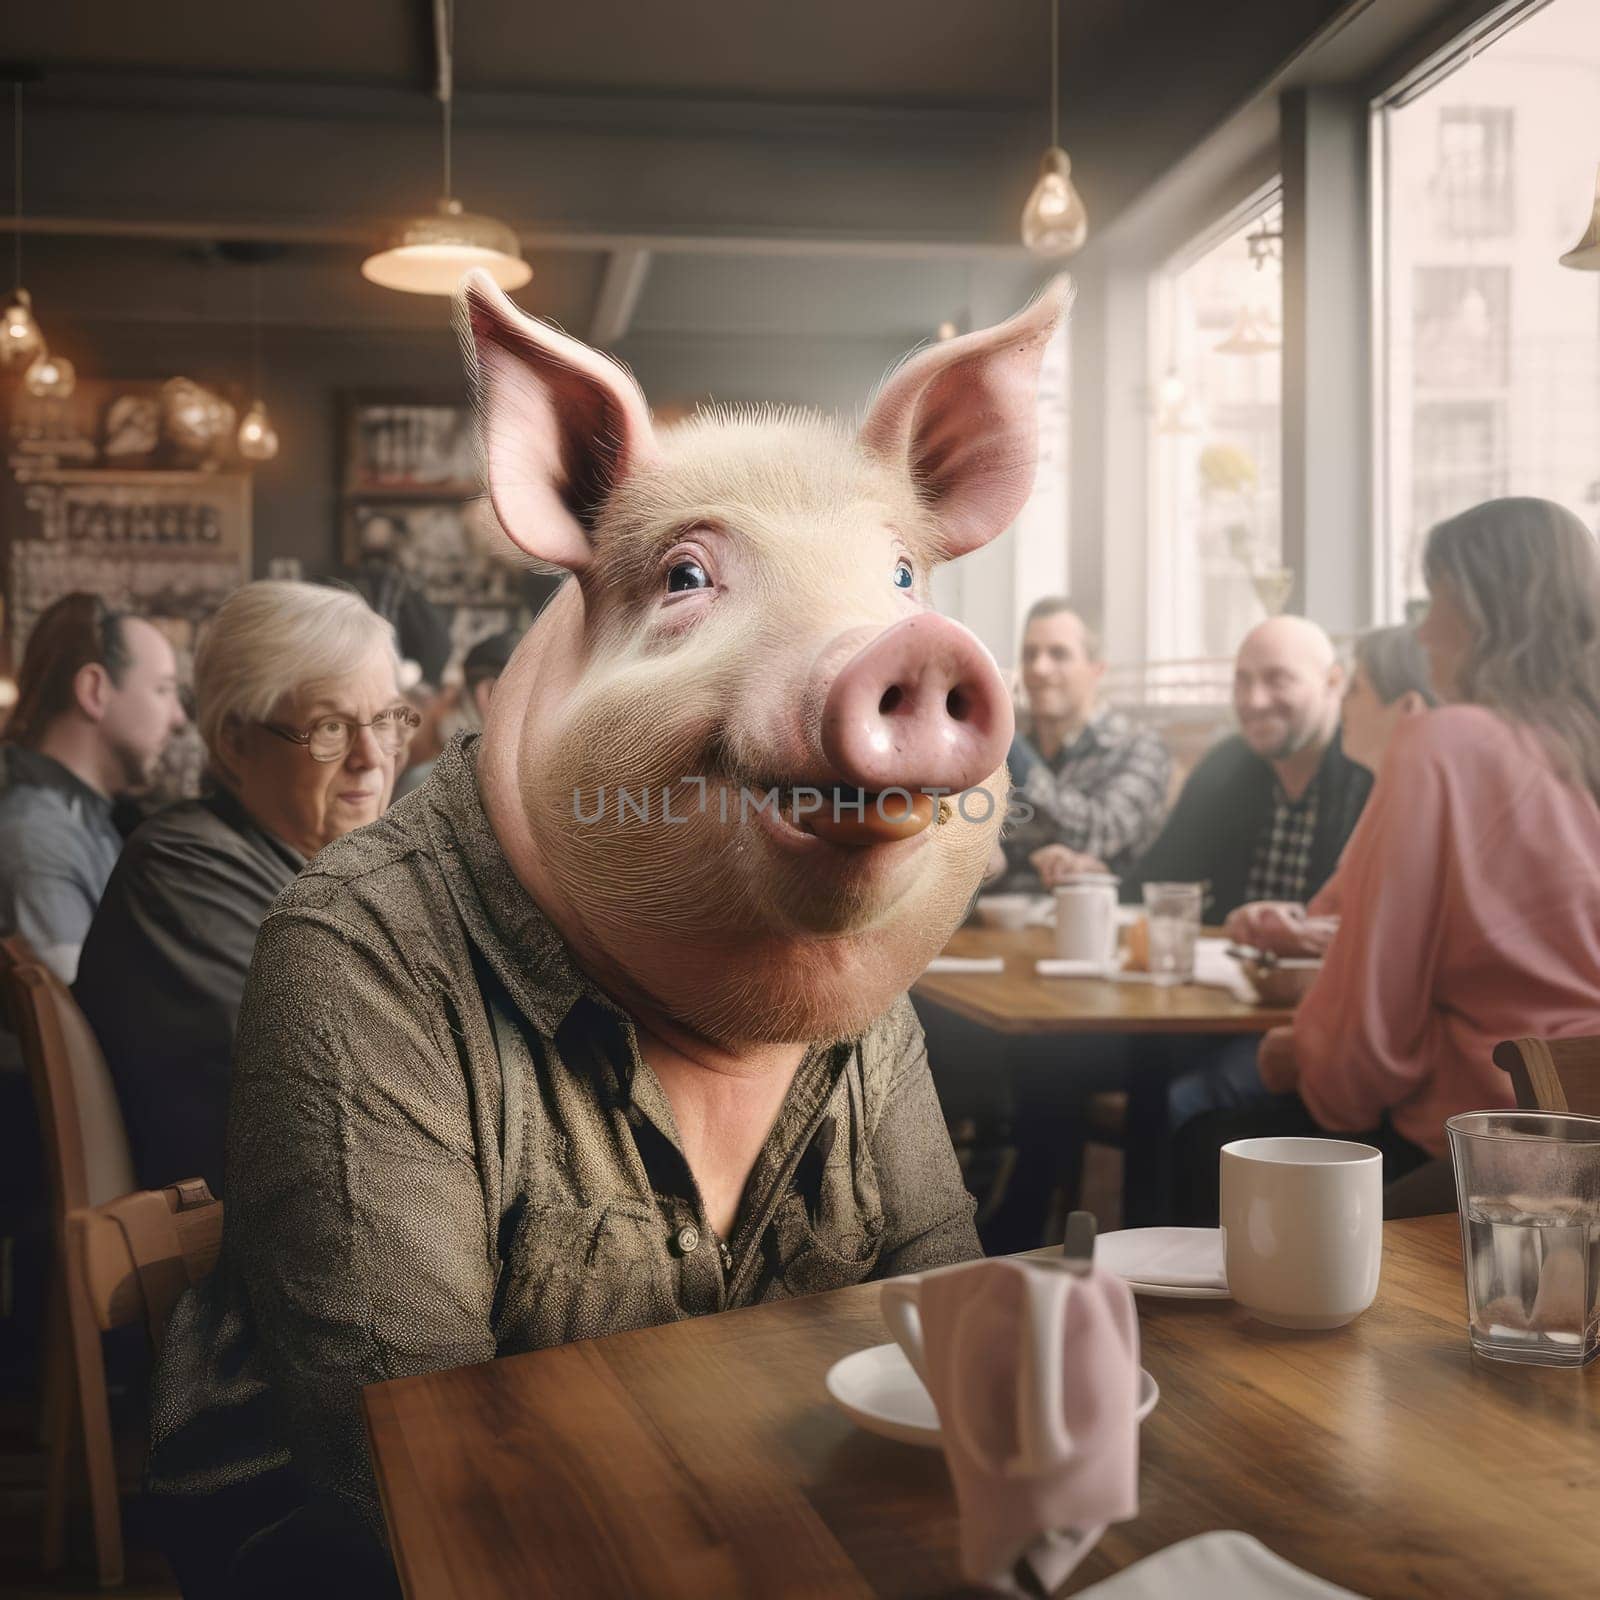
[0,593,186,981]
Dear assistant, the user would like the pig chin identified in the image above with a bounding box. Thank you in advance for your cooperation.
[523,762,1000,1044]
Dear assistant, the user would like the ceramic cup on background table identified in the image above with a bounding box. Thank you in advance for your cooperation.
[1053,876,1119,969]
[1220,1136,1382,1330]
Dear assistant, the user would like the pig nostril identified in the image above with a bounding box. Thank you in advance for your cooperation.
[879,685,904,716]
[946,686,971,722]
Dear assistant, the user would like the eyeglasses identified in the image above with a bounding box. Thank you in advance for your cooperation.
[261,705,422,763]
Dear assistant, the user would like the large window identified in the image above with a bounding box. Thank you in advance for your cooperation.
[1376,0,1600,617]
[1150,195,1284,660]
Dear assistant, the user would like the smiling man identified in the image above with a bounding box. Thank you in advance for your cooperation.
[998,597,1172,887]
[1127,615,1371,920]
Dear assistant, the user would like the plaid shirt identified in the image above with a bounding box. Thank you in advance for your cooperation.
[1243,783,1321,904]
[1002,709,1172,881]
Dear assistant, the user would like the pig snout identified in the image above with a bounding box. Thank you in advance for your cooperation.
[819,614,1013,795]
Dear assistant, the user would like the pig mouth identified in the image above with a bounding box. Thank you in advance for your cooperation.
[738,779,946,850]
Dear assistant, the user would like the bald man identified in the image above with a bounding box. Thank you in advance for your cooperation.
[1126,617,1372,920]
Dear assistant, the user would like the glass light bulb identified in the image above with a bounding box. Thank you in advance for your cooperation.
[1159,371,1185,409]
[23,348,75,400]
[1021,147,1089,258]
[237,400,280,462]
[1,291,44,368]
[936,320,959,342]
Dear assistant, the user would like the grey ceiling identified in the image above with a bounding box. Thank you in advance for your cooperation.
[4,0,1353,348]
[11,0,1161,105]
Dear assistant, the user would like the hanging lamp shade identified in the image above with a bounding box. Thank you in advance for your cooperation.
[1,288,42,367]
[23,346,74,400]
[1559,163,1600,271]
[237,400,280,462]
[362,197,531,296]
[1022,147,1089,258]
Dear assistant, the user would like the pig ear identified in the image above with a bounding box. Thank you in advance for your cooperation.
[456,269,659,574]
[860,275,1074,560]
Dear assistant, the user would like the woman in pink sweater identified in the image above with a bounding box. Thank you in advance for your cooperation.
[1176,497,1600,1216]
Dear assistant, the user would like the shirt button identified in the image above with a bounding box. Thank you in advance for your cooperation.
[675,1225,701,1256]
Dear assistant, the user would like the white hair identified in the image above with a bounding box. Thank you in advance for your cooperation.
[194,581,400,761]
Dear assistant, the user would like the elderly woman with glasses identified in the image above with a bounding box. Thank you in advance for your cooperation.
[74,582,417,1198]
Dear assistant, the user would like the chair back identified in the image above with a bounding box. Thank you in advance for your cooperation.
[8,962,134,1215]
[67,1180,222,1350]
[1493,1036,1600,1119]
[0,930,38,1031]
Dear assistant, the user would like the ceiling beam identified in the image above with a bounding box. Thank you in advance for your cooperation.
[0,215,1030,261]
[589,249,652,345]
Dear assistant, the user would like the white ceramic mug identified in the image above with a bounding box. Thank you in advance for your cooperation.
[1053,879,1118,967]
[1220,1136,1383,1330]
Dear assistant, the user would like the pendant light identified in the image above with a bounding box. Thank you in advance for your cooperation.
[1020,0,1089,258]
[23,348,74,399]
[2,85,44,370]
[236,263,280,461]
[1559,163,1600,271]
[362,0,531,296]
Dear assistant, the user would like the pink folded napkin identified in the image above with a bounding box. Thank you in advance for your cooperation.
[886,1258,1141,1594]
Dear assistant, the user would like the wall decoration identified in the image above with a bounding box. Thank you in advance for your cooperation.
[340,391,555,678]
[343,396,478,497]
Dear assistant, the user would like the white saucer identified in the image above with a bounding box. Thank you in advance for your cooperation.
[825,1341,1159,1449]
[1126,1280,1231,1301]
[1096,1227,1230,1296]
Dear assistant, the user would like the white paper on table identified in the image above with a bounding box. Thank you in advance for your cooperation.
[925,956,1006,975]
[1034,959,1113,978]
[1190,938,1257,1002]
[1076,1532,1368,1599]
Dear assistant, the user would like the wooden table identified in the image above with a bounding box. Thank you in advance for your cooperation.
[912,924,1294,1036]
[364,1215,1600,1600]
[913,924,1294,1233]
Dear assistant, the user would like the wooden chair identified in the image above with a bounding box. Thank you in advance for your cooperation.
[1493,1036,1600,1117]
[3,956,209,1585]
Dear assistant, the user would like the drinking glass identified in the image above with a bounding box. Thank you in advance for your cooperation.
[1141,882,1202,985]
[1446,1110,1600,1368]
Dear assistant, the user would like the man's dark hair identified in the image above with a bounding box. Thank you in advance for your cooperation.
[7,593,133,749]
[1021,595,1102,662]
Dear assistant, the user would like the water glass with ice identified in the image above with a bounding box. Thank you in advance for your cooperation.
[1446,1110,1600,1368]
[1141,882,1202,986]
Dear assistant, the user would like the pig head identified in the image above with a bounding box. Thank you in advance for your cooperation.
[457,271,1073,1047]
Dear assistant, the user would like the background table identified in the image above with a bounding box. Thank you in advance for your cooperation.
[365,1214,1600,1600]
[914,924,1294,1233]
[914,924,1294,1036]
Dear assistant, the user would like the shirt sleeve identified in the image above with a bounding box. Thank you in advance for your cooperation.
[869,997,982,1276]
[1005,731,1172,868]
[11,869,97,984]
[1292,735,1452,1133]
[226,910,499,1542]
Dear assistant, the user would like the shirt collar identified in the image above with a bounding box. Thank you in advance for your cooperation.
[1020,706,1118,758]
[420,732,604,1039]
[2,745,115,822]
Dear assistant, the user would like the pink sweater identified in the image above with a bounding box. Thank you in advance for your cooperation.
[1294,706,1600,1157]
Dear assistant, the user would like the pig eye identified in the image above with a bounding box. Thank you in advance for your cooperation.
[666,559,712,594]
[892,558,914,590]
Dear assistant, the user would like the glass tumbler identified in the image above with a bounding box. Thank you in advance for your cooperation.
[1142,881,1203,986]
[1446,1109,1600,1367]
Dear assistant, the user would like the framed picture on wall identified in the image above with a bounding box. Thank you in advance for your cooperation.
[342,393,479,499]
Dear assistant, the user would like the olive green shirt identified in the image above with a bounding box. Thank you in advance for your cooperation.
[148,733,980,1542]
